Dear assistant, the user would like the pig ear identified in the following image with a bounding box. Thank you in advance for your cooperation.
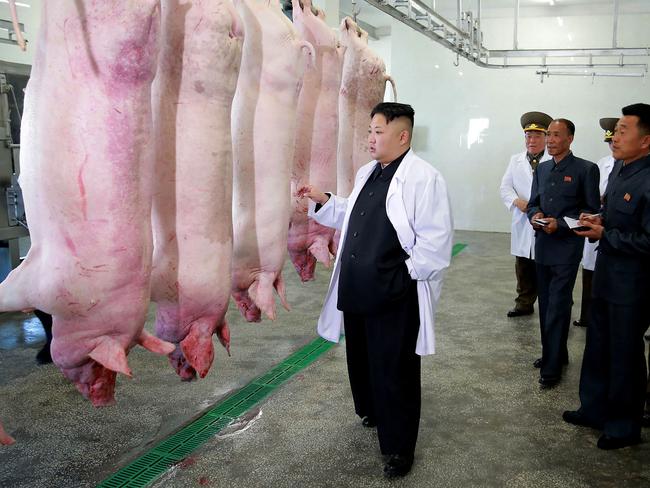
[299,40,316,71]
[88,337,132,377]
[138,330,175,355]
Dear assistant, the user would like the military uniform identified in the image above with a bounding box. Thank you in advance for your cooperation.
[500,112,553,316]
[527,152,600,383]
[575,118,618,328]
[577,154,650,440]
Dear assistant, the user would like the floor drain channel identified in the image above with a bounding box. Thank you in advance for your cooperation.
[98,242,466,488]
[97,337,335,488]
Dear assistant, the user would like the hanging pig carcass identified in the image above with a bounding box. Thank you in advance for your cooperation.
[231,0,314,321]
[150,0,243,381]
[287,0,344,282]
[0,0,174,407]
[336,17,396,196]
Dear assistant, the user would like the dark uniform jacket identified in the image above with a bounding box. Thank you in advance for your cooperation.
[527,152,600,265]
[593,154,650,305]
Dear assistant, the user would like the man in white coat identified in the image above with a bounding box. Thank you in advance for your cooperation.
[500,111,553,317]
[573,118,617,328]
[299,102,453,479]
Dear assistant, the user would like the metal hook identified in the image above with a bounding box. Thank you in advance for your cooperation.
[453,53,460,67]
[351,0,361,22]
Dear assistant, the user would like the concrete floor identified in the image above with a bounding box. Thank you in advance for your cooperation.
[0,230,648,487]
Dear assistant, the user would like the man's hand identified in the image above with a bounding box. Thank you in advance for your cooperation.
[574,219,604,240]
[579,212,603,226]
[542,217,558,234]
[514,198,528,212]
[531,212,545,230]
[296,184,329,205]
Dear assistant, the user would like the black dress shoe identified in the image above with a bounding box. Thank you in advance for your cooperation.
[361,416,376,428]
[383,454,413,479]
[539,376,560,388]
[35,344,53,365]
[562,410,603,430]
[642,413,650,428]
[597,434,641,450]
[507,308,534,317]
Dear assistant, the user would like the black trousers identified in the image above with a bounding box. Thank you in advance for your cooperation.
[514,256,537,311]
[343,281,420,456]
[577,269,593,326]
[578,299,649,439]
[34,309,52,342]
[536,263,579,378]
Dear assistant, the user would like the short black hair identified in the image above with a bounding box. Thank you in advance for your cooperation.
[552,118,575,136]
[622,103,650,136]
[371,102,415,128]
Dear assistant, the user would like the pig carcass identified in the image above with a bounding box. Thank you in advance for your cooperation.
[0,421,14,446]
[287,0,344,281]
[231,0,314,321]
[336,17,396,196]
[0,1,173,406]
[150,1,243,381]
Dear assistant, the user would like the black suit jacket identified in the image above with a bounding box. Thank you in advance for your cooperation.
[527,152,600,266]
[593,155,650,305]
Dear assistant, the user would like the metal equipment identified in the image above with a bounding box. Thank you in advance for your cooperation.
[0,63,29,279]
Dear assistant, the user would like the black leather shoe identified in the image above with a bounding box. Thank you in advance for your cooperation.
[562,410,603,430]
[573,320,587,327]
[361,416,376,428]
[597,434,641,450]
[642,413,650,428]
[539,376,560,388]
[507,308,534,317]
[35,343,53,365]
[383,454,413,479]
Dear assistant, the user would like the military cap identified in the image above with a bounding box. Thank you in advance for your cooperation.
[599,117,618,142]
[520,111,553,133]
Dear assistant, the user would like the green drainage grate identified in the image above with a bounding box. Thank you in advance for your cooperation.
[97,337,336,488]
[99,243,466,488]
[452,242,467,257]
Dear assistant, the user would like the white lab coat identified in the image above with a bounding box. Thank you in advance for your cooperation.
[581,154,616,271]
[499,150,552,259]
[308,149,453,356]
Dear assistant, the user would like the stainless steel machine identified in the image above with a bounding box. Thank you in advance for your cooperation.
[0,61,30,280]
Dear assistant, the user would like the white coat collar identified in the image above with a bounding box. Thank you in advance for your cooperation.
[364,148,415,183]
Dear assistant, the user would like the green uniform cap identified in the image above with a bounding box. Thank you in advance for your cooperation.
[520,111,553,133]
[599,117,618,142]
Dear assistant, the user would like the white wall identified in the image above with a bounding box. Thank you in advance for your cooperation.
[376,11,650,231]
[0,0,40,66]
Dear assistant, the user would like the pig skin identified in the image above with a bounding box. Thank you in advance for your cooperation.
[287,0,344,282]
[151,0,243,380]
[336,17,396,197]
[0,421,14,446]
[231,0,314,321]
[0,1,174,409]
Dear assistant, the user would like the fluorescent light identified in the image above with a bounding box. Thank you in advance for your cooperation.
[434,64,440,69]
[556,17,564,27]
[0,1,30,8]
[549,0,555,5]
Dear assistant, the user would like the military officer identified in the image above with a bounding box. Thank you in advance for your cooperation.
[573,118,617,328]
[527,118,600,388]
[564,103,650,449]
[500,111,553,317]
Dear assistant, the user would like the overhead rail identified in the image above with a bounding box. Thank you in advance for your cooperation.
[362,0,649,79]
